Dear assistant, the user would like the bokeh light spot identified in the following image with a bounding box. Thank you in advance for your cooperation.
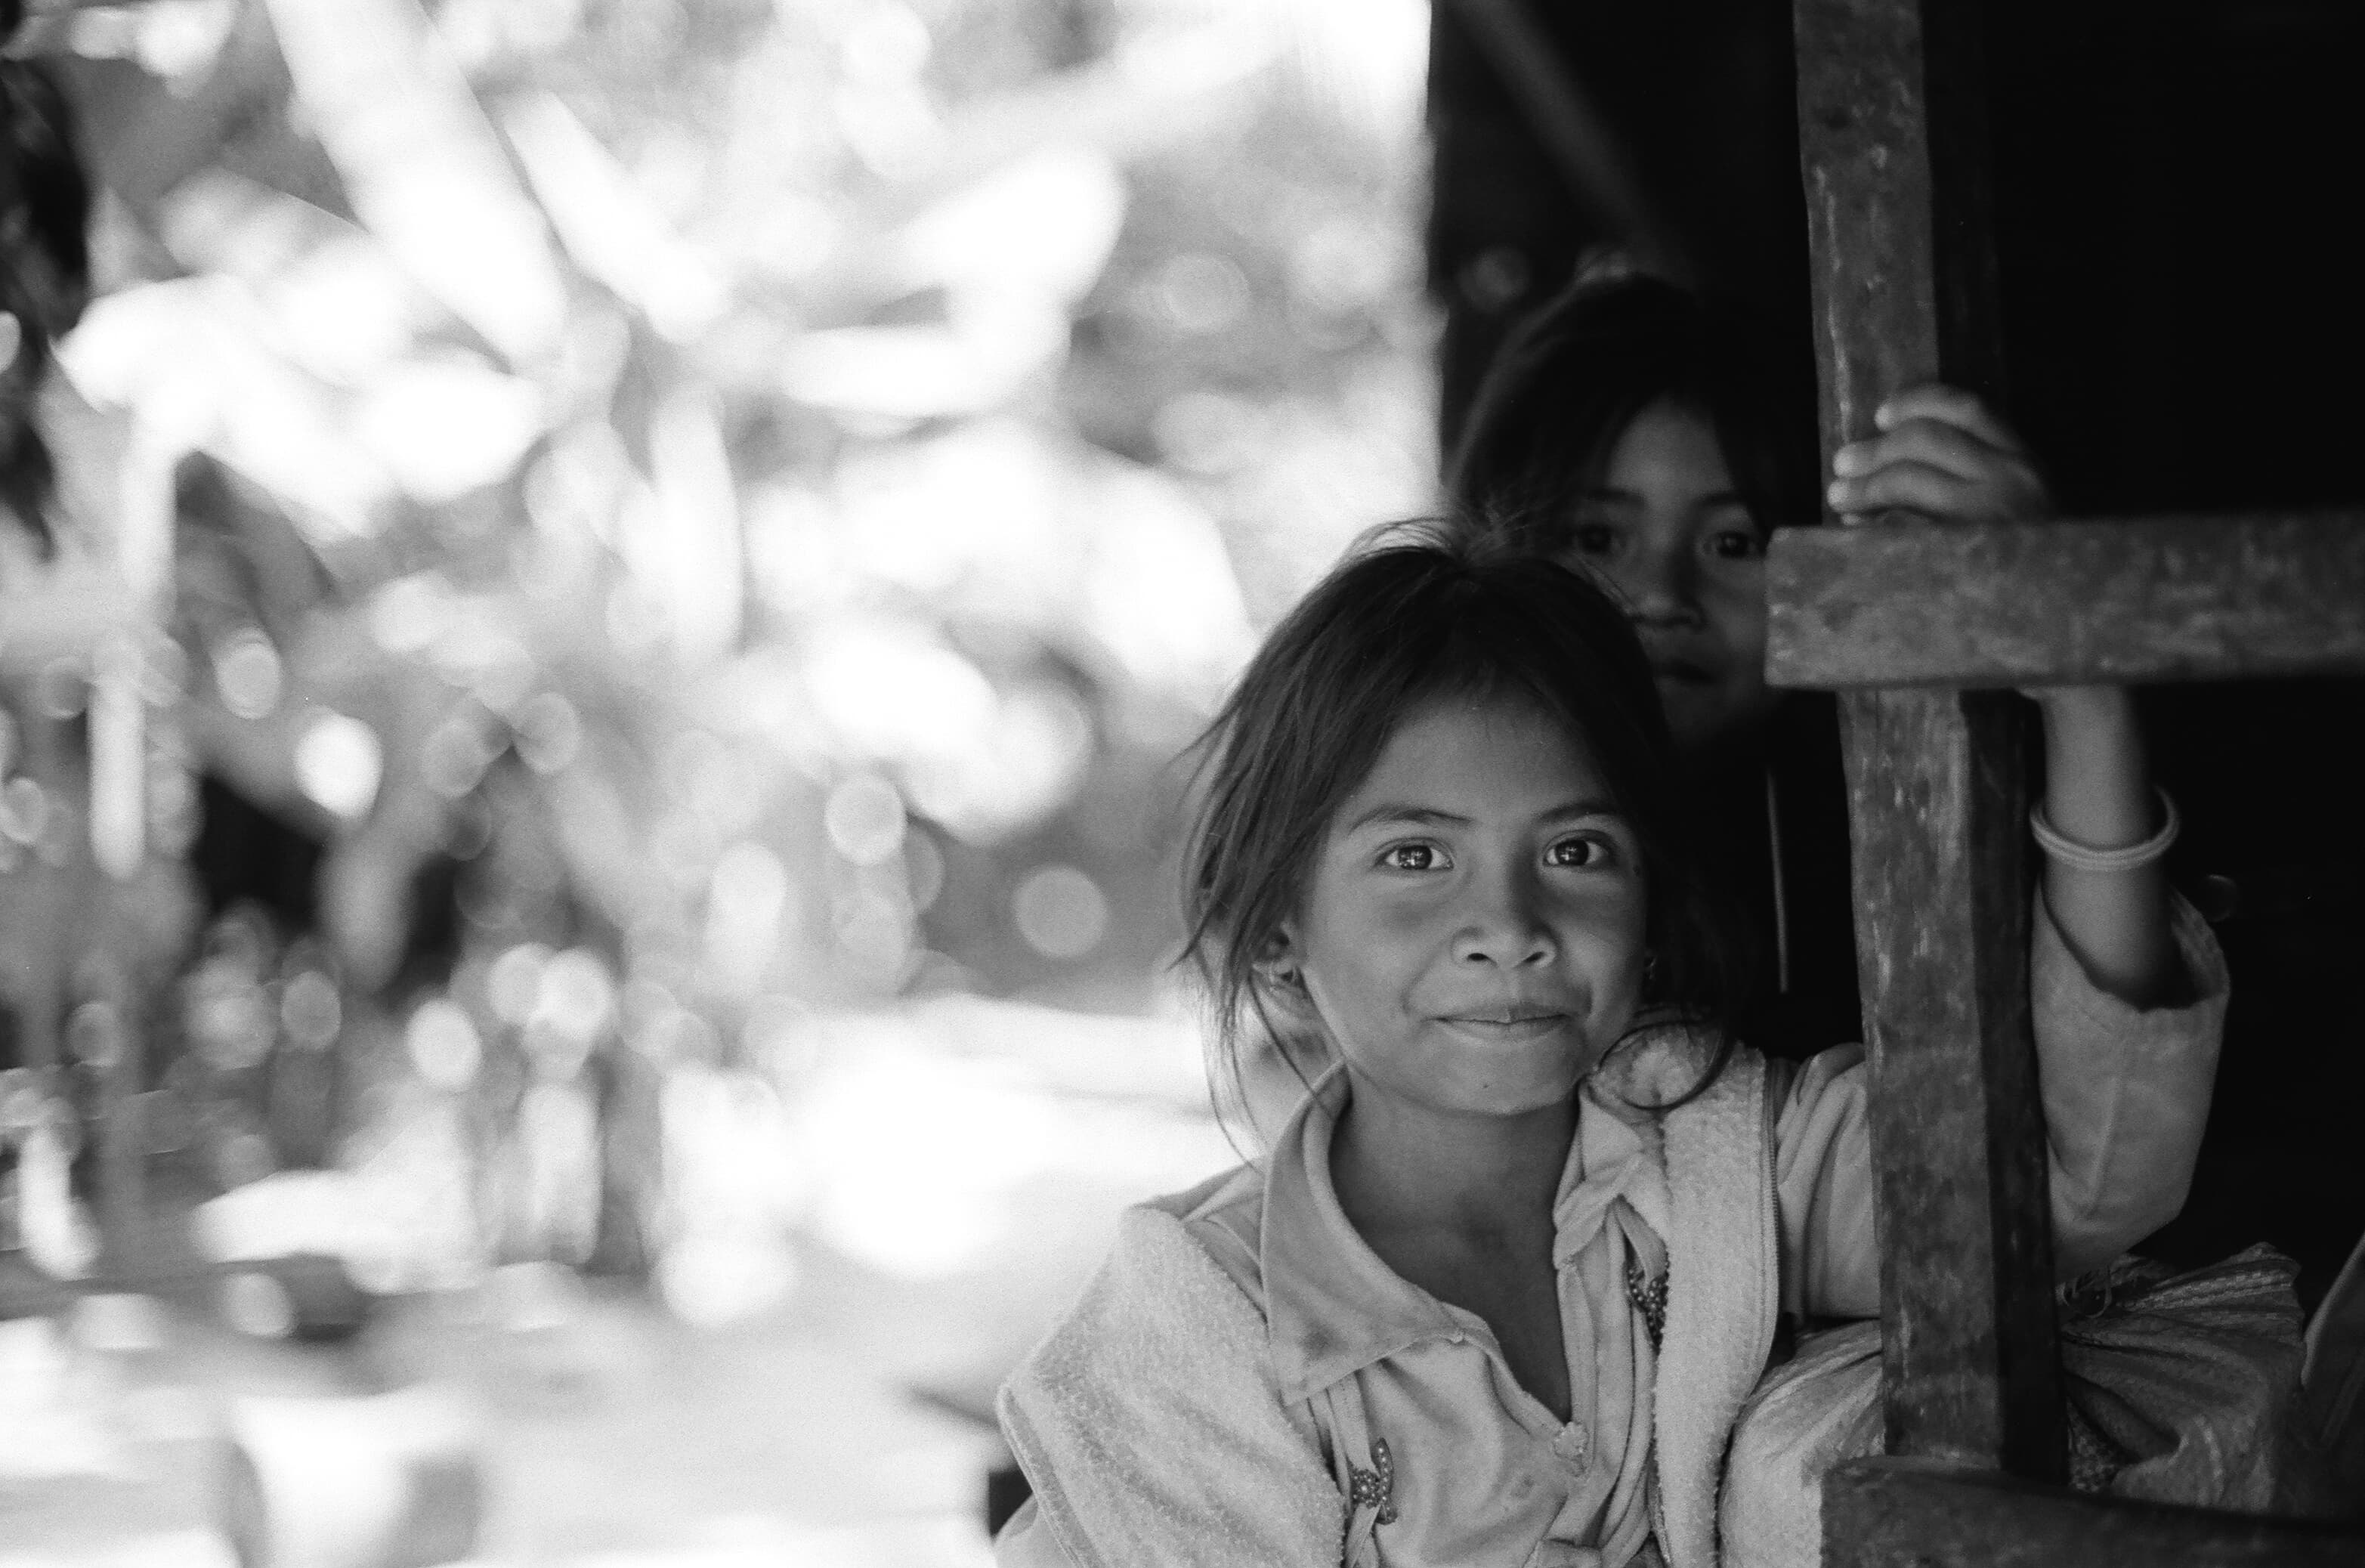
[212,629,286,720]
[1012,864,1109,960]
[904,827,946,914]
[219,1271,295,1339]
[1,778,50,846]
[537,948,617,1041]
[407,999,483,1092]
[36,658,88,719]
[513,691,582,774]
[280,971,342,1050]
[1148,252,1251,336]
[488,944,552,1025]
[294,712,384,821]
[823,773,906,864]
[833,889,911,976]
[422,714,500,798]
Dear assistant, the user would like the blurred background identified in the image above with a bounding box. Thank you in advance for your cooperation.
[8,0,2363,1561]
[0,1,1435,1563]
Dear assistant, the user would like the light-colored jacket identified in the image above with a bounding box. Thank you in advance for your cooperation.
[995,1033,1778,1568]
[998,899,2226,1568]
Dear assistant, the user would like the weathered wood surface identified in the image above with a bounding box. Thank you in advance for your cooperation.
[1839,688,2062,1473]
[1795,0,2004,447]
[1765,512,2365,690]
[1794,0,2067,1482]
[1822,1459,2365,1567]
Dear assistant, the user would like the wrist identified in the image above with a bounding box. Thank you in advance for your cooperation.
[2029,683,2132,727]
[2032,685,2143,781]
[2033,787,2178,869]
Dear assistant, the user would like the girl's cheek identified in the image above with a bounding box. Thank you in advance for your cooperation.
[1702,566,1767,613]
[1553,889,1649,954]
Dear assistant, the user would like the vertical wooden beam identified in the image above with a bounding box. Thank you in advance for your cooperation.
[1792,0,2067,1483]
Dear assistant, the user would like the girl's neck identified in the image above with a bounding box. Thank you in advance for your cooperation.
[1328,1076,1578,1240]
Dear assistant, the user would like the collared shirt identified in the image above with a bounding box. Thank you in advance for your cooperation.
[1175,1069,1671,1567]
[997,895,2227,1567]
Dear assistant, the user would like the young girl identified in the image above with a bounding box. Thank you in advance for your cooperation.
[992,534,2224,1567]
[1444,272,1880,1058]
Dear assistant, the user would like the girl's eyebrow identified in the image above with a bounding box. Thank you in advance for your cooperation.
[1581,483,1750,509]
[1540,799,1628,824]
[1342,799,1626,834]
[1342,804,1467,833]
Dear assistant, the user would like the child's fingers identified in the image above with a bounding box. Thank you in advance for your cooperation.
[1832,418,2049,524]
[1874,383,2023,454]
[1833,418,2011,484]
[1827,459,1983,521]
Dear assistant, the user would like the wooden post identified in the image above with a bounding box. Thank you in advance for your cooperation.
[1792,0,2066,1481]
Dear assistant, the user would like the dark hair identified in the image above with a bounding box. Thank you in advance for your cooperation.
[1445,274,1819,554]
[0,60,94,545]
[1179,526,1747,1135]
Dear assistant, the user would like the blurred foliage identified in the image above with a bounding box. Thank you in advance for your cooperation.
[0,0,1433,1308]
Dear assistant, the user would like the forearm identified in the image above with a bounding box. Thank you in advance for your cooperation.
[2033,892,2226,1275]
[2033,686,2180,1009]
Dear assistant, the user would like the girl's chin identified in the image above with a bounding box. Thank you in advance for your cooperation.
[1349,1059,1588,1121]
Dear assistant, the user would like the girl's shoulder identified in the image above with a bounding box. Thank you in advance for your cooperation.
[1150,1162,1268,1317]
[1009,1176,1272,1396]
[999,1172,1340,1568]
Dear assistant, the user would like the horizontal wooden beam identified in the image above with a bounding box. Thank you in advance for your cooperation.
[1822,1458,2365,1567]
[1765,510,2365,689]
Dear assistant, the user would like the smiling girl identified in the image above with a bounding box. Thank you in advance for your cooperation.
[992,537,2224,1568]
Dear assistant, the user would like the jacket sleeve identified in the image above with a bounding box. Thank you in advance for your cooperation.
[1773,891,2229,1317]
[2033,890,2226,1275]
[996,1205,1342,1568]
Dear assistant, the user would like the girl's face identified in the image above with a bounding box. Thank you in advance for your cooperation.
[1562,398,1775,757]
[1279,696,1649,1122]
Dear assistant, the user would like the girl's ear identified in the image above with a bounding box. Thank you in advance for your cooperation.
[1254,927,1326,1056]
[1255,925,1303,992]
[1254,926,1322,1022]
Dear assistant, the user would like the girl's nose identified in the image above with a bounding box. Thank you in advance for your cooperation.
[1452,874,1558,967]
[1618,542,1702,629]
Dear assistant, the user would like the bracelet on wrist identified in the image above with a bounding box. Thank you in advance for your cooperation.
[2030,786,2179,873]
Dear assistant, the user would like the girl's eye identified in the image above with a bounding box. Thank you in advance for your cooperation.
[1546,836,1612,869]
[1383,843,1445,872]
[1567,521,1621,558]
[1705,526,1767,561]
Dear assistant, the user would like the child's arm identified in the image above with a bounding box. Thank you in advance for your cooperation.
[1765,386,2224,1307]
[1776,898,2226,1310]
[2027,688,2179,1006]
[1827,385,2179,1007]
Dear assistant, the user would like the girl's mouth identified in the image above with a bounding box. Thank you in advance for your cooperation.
[1439,1013,1570,1043]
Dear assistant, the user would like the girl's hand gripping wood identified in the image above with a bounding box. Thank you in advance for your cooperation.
[1828,385,2181,1008]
